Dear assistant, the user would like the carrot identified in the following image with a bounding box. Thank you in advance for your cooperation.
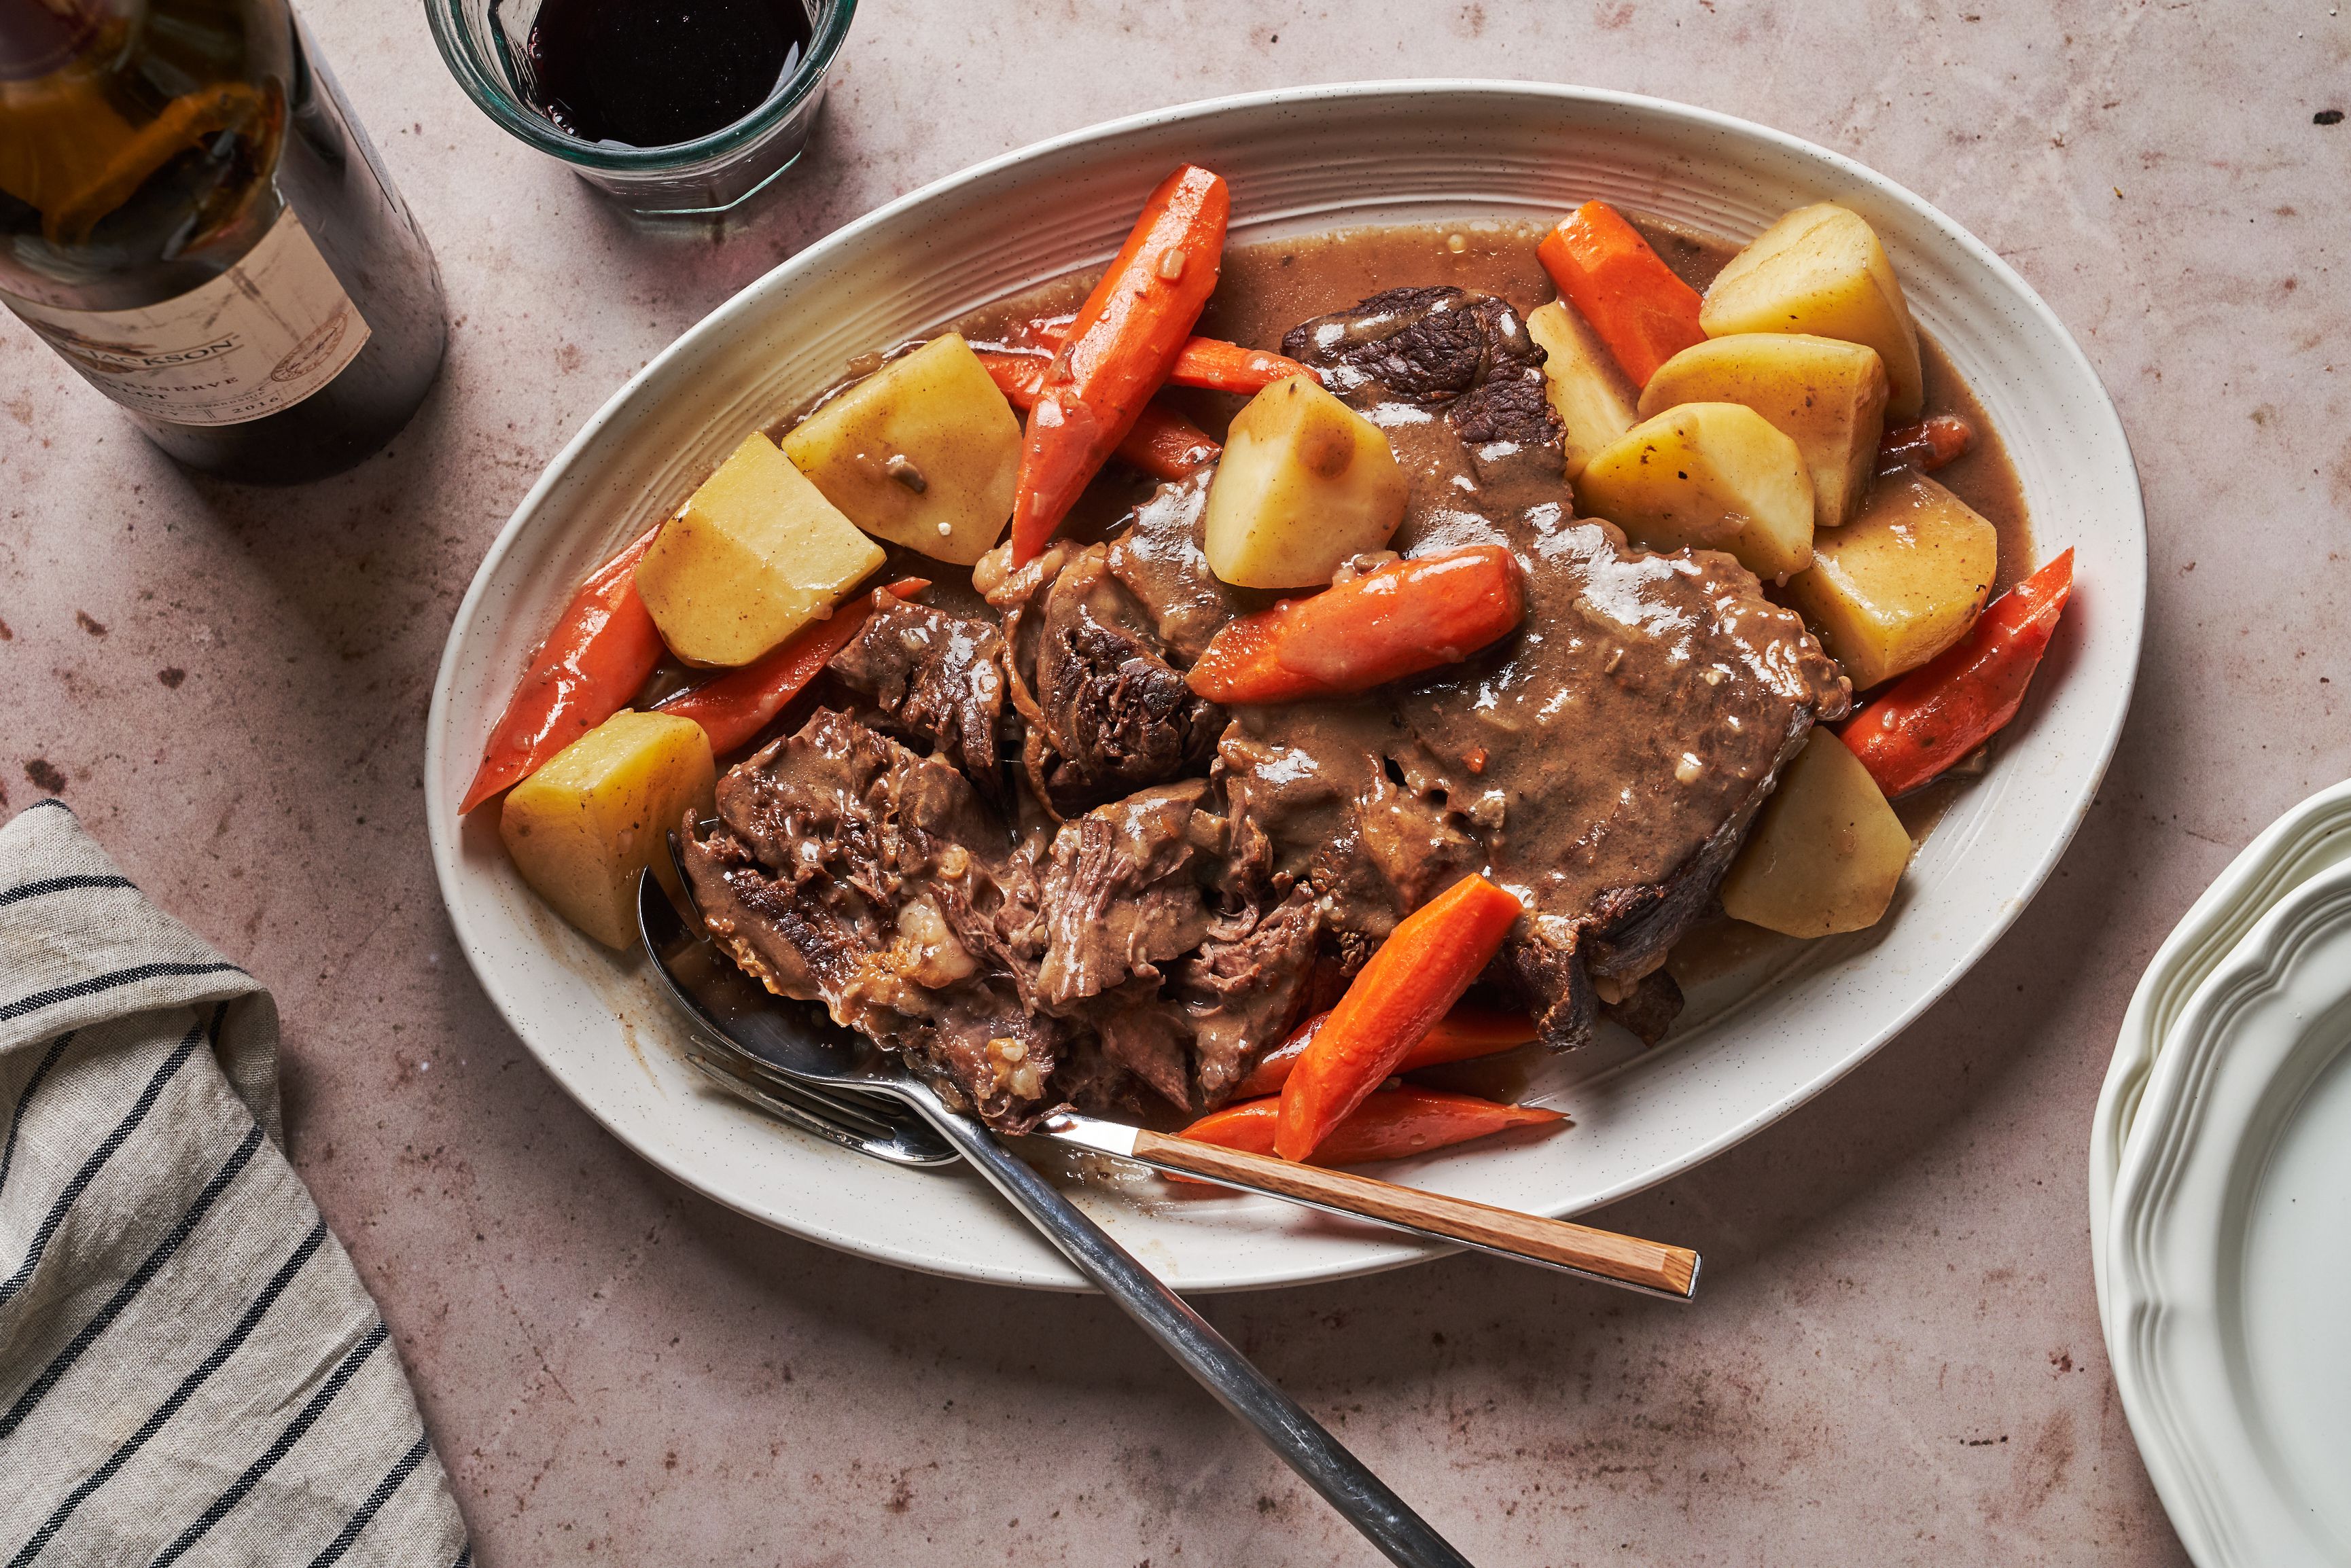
[1274,874,1525,1162]
[1877,414,1975,476]
[461,523,667,813]
[1186,546,1525,705]
[1008,164,1229,564]
[1536,200,1707,387]
[1233,1005,1536,1099]
[1161,336,1320,395]
[977,350,1219,480]
[653,580,928,756]
[1120,407,1224,479]
[1029,319,1321,396]
[1841,549,2074,798]
[1179,1086,1561,1170]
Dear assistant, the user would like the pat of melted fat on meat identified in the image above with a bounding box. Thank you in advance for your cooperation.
[682,282,1850,1130]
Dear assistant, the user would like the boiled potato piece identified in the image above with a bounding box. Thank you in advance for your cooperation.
[1700,204,1925,421]
[780,333,1021,566]
[1720,730,1911,937]
[1784,470,1997,690]
[636,432,885,667]
[500,711,715,950]
[1574,402,1815,581]
[1639,334,1888,529]
[1203,374,1408,588]
[1524,300,1639,478]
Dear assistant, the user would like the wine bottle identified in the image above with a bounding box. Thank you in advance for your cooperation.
[0,0,446,484]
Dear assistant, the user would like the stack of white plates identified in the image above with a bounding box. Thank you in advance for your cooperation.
[2094,781,2351,1567]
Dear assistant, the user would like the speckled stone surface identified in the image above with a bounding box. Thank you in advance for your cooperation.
[5,1,2346,1561]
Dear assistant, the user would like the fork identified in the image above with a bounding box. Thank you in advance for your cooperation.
[682,1044,957,1166]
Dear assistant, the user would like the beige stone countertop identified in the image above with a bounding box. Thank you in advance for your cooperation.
[6,1,2347,1561]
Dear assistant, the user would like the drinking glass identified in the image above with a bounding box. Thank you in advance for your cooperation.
[426,0,853,216]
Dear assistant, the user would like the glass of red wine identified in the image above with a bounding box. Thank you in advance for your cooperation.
[428,0,853,215]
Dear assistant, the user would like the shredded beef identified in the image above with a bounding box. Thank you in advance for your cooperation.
[1175,888,1322,1105]
[1019,545,1224,817]
[677,709,1061,1128]
[1283,285,1563,450]
[1036,780,1215,1007]
[828,596,1007,798]
[1082,986,1196,1111]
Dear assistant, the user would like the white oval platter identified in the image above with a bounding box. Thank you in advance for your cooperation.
[426,81,2146,1291]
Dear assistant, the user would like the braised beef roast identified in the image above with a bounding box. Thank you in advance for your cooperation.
[679,285,1850,1129]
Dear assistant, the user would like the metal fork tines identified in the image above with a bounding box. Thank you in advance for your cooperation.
[685,1031,958,1167]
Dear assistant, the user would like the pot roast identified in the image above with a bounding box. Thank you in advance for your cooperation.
[681,285,1850,1128]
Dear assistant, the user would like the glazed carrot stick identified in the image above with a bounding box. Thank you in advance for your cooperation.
[1275,874,1525,1162]
[1008,164,1229,564]
[1841,549,2074,798]
[1029,320,1321,395]
[1161,336,1321,395]
[974,348,1053,404]
[978,351,1219,480]
[1536,200,1707,388]
[1120,408,1224,479]
[1186,546,1525,705]
[1179,1086,1561,1169]
[461,523,667,813]
[1876,414,1975,476]
[1234,1005,1536,1099]
[654,579,928,756]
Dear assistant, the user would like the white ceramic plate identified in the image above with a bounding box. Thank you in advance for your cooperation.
[425,82,2146,1291]
[2089,781,2351,1332]
[2106,858,2351,1567]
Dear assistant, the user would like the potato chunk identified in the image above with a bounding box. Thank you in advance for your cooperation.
[1639,334,1888,529]
[1524,300,1639,478]
[779,333,1021,566]
[1783,470,1996,690]
[636,432,885,666]
[1573,402,1815,581]
[1203,374,1408,588]
[1700,204,1925,421]
[1720,730,1912,937]
[500,711,715,950]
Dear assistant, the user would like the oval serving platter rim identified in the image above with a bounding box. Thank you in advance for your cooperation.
[426,78,2146,1292]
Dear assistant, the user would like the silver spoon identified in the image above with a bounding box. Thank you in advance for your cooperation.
[637,868,1474,1568]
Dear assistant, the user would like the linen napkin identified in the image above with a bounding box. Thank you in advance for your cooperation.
[0,800,469,1567]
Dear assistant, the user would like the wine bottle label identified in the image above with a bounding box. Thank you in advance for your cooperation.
[7,207,372,427]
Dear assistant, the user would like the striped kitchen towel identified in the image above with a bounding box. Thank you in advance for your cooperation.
[0,800,469,1567]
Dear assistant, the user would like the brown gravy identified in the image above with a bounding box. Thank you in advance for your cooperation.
[951,217,2034,591]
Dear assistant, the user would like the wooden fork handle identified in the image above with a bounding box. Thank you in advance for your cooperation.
[1125,1128,1699,1300]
